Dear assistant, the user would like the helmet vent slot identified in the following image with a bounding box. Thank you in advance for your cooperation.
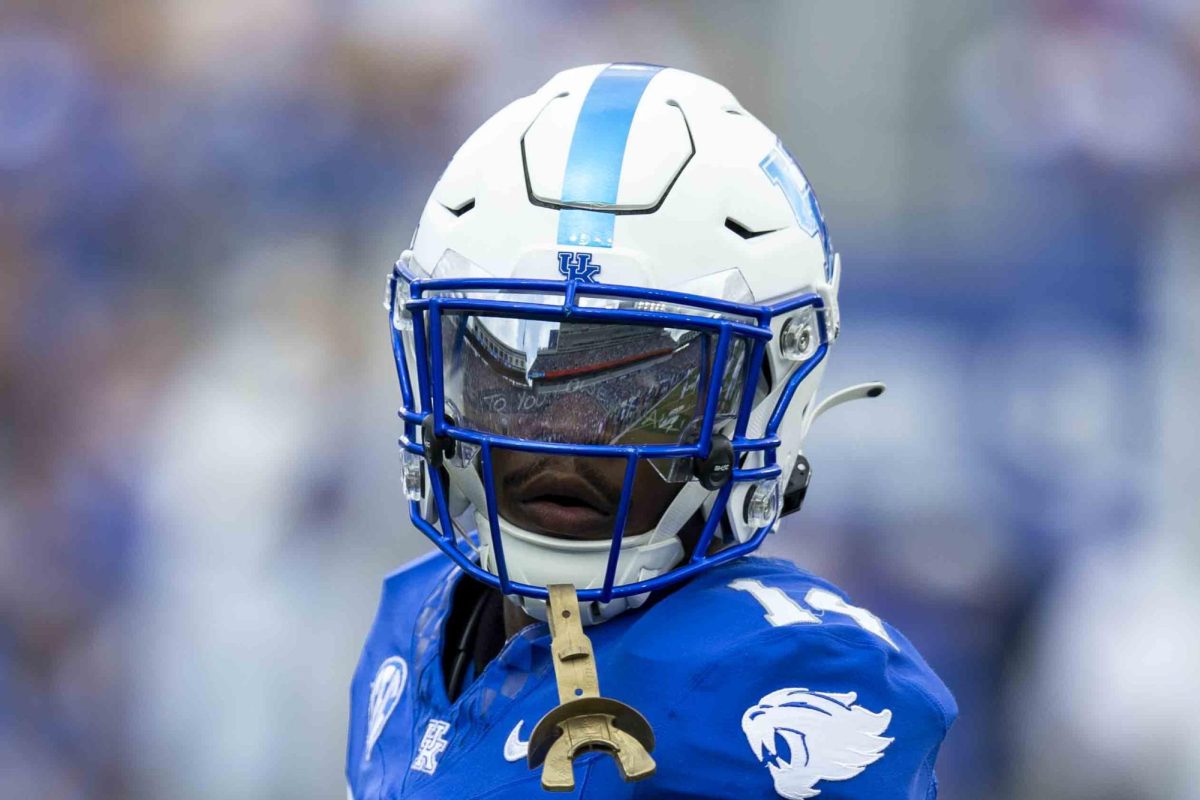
[443,198,476,218]
[724,217,778,240]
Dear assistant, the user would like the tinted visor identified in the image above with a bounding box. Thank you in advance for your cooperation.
[441,313,748,468]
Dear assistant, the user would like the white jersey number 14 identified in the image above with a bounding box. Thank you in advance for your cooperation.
[728,578,898,650]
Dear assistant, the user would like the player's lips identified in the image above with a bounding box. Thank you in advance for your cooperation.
[509,471,617,539]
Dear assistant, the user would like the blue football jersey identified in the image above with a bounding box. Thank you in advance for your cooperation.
[346,553,956,799]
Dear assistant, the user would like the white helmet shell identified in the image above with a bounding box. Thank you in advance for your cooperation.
[400,63,842,624]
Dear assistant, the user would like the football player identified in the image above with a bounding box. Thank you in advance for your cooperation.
[346,64,957,799]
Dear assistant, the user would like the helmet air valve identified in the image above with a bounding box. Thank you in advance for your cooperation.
[527,584,656,791]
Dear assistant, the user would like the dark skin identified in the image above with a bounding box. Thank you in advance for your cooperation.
[492,449,690,638]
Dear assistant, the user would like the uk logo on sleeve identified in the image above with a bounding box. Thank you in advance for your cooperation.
[742,688,893,799]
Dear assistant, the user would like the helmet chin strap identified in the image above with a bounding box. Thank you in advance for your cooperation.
[475,510,685,626]
[446,454,708,626]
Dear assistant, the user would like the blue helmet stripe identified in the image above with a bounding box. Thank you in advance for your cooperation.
[556,63,664,248]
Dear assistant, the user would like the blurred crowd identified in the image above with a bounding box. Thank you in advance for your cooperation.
[1,1,1198,799]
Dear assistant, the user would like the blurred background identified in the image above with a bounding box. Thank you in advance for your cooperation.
[2,1,1198,798]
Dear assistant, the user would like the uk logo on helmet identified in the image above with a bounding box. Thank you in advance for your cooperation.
[759,139,833,281]
[557,251,602,283]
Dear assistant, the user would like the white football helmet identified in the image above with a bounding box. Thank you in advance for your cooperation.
[387,63,877,624]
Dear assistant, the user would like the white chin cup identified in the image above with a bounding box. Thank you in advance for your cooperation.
[475,510,685,626]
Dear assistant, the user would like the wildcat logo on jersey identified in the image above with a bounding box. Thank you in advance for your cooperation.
[557,251,602,283]
[742,688,893,799]
[364,656,408,762]
[411,719,452,775]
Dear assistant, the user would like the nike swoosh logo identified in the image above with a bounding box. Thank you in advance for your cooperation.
[503,720,529,762]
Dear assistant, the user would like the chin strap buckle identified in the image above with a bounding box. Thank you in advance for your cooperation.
[527,584,656,792]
